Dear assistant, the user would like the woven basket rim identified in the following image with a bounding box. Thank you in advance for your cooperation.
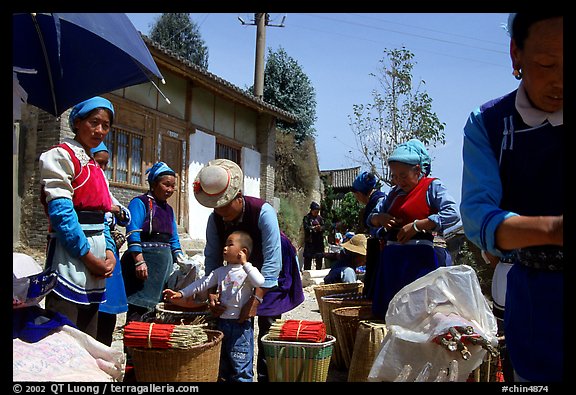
[332,305,374,318]
[261,333,336,348]
[155,302,210,314]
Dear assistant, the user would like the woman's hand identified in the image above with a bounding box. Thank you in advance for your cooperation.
[372,213,402,230]
[396,223,417,244]
[133,253,148,280]
[82,250,115,278]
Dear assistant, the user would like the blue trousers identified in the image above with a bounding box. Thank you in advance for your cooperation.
[217,318,255,382]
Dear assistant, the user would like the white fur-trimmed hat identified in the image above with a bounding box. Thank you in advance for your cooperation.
[193,159,244,208]
[13,253,57,309]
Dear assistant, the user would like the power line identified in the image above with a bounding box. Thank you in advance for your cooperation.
[284,20,507,69]
[297,13,508,56]
[350,13,507,47]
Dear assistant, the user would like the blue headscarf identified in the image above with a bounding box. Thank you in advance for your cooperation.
[352,171,377,195]
[146,162,175,184]
[90,141,108,155]
[388,138,432,176]
[68,96,115,132]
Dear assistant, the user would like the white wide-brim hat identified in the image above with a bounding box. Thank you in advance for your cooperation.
[194,159,244,208]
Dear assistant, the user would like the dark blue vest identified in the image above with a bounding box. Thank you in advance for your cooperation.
[481,90,563,217]
[479,89,564,381]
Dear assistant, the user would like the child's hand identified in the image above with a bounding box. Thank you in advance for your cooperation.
[162,289,183,302]
[237,249,248,265]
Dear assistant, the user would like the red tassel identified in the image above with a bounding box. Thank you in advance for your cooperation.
[495,357,505,382]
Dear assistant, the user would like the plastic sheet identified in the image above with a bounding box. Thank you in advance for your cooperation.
[368,265,498,382]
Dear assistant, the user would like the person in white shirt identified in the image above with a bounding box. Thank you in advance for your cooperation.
[163,230,264,382]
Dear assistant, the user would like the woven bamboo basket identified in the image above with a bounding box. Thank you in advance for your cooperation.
[321,294,372,370]
[331,305,375,370]
[261,334,336,382]
[130,329,224,382]
[347,320,387,382]
[154,302,211,325]
[313,282,364,325]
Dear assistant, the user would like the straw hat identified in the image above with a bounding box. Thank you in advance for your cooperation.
[193,159,244,208]
[341,234,368,256]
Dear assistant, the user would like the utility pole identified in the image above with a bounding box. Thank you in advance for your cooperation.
[238,13,285,99]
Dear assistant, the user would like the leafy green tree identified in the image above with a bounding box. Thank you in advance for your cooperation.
[150,13,209,70]
[349,47,445,185]
[258,46,317,144]
[334,192,362,234]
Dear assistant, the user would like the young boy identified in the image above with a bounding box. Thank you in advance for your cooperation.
[163,230,264,382]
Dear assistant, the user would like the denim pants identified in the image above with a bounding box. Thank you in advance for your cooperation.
[217,318,254,382]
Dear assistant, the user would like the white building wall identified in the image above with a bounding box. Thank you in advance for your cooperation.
[187,133,262,242]
[241,146,261,199]
[188,130,216,240]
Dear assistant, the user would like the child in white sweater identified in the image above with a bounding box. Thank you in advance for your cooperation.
[163,230,264,382]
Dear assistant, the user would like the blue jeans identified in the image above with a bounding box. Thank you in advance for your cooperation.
[217,318,254,382]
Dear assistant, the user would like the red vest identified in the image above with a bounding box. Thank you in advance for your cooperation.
[388,177,437,224]
[41,143,112,215]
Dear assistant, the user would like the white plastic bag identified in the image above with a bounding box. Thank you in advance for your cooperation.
[368,265,498,382]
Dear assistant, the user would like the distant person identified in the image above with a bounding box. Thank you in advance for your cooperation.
[302,201,325,270]
[323,233,367,284]
[460,13,563,382]
[164,231,265,382]
[369,138,460,318]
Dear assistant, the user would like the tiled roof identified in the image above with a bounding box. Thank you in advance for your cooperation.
[320,166,361,189]
[142,35,298,124]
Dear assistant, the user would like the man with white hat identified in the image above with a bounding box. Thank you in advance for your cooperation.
[194,159,285,381]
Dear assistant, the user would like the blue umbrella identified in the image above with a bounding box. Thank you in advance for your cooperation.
[13,13,166,116]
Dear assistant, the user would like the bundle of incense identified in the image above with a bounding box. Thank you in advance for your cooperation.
[123,321,208,349]
[268,319,327,343]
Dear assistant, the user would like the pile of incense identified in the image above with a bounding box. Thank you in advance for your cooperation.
[123,321,208,349]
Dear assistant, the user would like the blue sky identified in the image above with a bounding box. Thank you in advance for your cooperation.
[127,13,519,210]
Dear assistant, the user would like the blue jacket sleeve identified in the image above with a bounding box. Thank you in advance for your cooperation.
[169,210,183,259]
[426,179,460,234]
[48,198,90,257]
[203,214,223,276]
[126,198,146,253]
[460,109,518,256]
[258,204,281,288]
[104,222,115,252]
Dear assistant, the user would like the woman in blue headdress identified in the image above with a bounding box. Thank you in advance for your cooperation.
[91,142,131,346]
[368,139,460,318]
[39,96,117,338]
[121,161,185,321]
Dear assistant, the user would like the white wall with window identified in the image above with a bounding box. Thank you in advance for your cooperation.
[187,129,261,242]
[241,146,261,198]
